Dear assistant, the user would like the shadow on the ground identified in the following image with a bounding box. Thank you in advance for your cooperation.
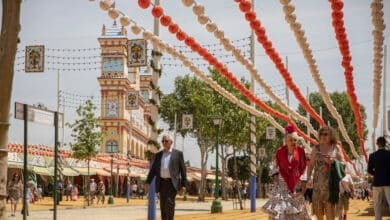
[355,200,390,217]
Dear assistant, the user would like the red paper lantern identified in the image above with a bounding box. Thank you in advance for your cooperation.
[138,0,151,9]
[250,20,261,30]
[168,23,179,34]
[239,0,252,13]
[152,6,164,18]
[265,48,275,57]
[332,11,343,20]
[191,43,200,52]
[176,30,187,41]
[199,47,208,57]
[245,11,257,22]
[234,0,243,3]
[264,41,272,49]
[160,15,172,27]
[331,1,344,11]
[184,36,195,47]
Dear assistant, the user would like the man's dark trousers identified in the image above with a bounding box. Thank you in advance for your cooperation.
[160,178,177,220]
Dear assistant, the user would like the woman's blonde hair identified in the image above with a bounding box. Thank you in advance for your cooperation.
[318,126,338,145]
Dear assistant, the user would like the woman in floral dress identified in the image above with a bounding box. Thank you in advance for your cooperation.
[307,126,344,220]
[262,124,310,220]
[8,172,23,217]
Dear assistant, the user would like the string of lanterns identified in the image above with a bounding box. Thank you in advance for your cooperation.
[97,0,318,144]
[234,0,325,127]
[328,0,367,162]
[279,0,359,160]
[371,0,385,132]
[179,0,318,137]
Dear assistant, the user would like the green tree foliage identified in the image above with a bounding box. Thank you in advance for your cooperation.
[67,100,104,199]
[227,155,251,181]
[297,91,368,157]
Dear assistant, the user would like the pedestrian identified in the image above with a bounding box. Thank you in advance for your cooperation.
[145,134,187,220]
[367,136,390,220]
[262,124,310,219]
[71,184,79,201]
[96,179,105,205]
[337,170,354,220]
[89,178,97,204]
[307,126,345,220]
[65,179,73,201]
[7,172,23,217]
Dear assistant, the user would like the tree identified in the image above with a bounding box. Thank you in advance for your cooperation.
[227,155,251,182]
[67,100,104,205]
[0,1,22,218]
[297,91,368,158]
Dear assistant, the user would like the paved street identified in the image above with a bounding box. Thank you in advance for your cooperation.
[5,196,389,220]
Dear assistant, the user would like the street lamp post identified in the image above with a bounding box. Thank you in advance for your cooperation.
[107,142,117,204]
[211,117,223,213]
[107,154,114,204]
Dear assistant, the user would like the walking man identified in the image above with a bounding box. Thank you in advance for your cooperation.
[368,136,390,220]
[146,134,187,220]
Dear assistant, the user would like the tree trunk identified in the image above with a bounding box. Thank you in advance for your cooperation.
[0,1,22,219]
[233,148,243,210]
[197,140,208,202]
[87,159,90,206]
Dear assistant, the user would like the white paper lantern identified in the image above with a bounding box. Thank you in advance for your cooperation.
[198,15,209,25]
[142,31,153,40]
[120,16,131,27]
[182,0,194,7]
[108,8,120,20]
[279,0,291,5]
[214,30,225,39]
[283,5,295,15]
[206,23,217,32]
[193,4,205,16]
[131,25,142,35]
[99,0,113,11]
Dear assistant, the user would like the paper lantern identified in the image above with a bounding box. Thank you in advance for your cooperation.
[283,5,295,15]
[206,23,217,32]
[108,8,120,20]
[198,15,209,25]
[160,15,172,26]
[214,30,224,39]
[182,0,194,7]
[250,20,261,30]
[142,30,153,40]
[245,11,256,22]
[152,6,164,18]
[138,0,151,9]
[331,1,344,11]
[131,25,142,35]
[193,4,205,16]
[100,0,113,11]
[184,36,195,47]
[168,23,179,34]
[120,16,131,27]
[176,30,187,41]
[239,0,252,13]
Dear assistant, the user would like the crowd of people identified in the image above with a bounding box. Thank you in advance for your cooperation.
[262,124,390,220]
[5,130,389,219]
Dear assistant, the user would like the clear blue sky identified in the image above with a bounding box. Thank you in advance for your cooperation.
[1,0,389,168]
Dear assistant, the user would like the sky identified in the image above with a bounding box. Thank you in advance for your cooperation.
[1,0,390,168]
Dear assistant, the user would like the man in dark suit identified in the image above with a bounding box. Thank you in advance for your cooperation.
[368,136,390,220]
[146,134,187,220]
